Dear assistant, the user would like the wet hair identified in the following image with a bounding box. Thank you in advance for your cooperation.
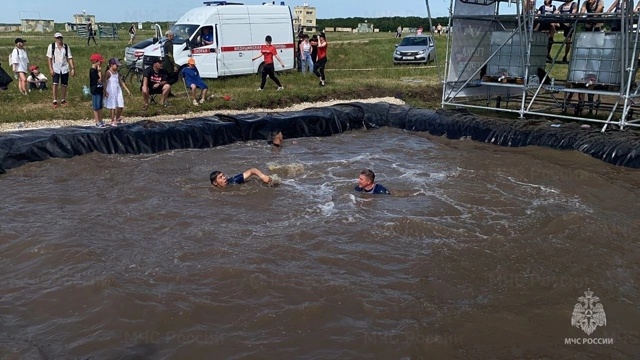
[265,35,272,43]
[360,169,375,182]
[210,171,222,185]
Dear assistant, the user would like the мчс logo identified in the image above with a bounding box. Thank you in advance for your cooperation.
[571,288,606,336]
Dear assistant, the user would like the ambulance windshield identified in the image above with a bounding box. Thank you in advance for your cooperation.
[169,24,199,45]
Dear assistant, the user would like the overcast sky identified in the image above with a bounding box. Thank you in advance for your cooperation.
[0,0,448,24]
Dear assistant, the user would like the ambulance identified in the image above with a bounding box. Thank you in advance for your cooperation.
[142,1,295,78]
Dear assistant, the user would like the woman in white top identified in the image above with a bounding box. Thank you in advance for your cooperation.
[10,38,29,95]
[299,34,314,74]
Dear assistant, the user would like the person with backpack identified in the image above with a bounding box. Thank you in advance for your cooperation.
[46,32,76,108]
[10,38,29,95]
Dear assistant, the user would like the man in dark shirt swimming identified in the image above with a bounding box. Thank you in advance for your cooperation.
[210,168,272,188]
[355,169,390,195]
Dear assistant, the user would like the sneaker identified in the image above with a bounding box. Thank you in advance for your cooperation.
[61,99,68,106]
[193,99,199,106]
[53,100,58,109]
[163,102,170,107]
[199,98,205,104]
[320,81,325,87]
[256,87,263,91]
[96,121,107,128]
[276,86,284,91]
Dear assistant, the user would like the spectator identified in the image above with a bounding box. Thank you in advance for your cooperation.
[536,0,558,61]
[87,22,98,46]
[417,26,423,35]
[27,65,47,92]
[104,58,131,126]
[555,0,577,62]
[296,32,304,72]
[142,58,171,110]
[10,38,29,95]
[581,0,604,31]
[210,168,273,188]
[128,23,136,45]
[252,35,285,91]
[47,33,75,108]
[88,53,105,128]
[0,62,12,91]
[396,25,402,38]
[162,30,179,86]
[313,33,328,86]
[310,34,319,70]
[299,34,314,74]
[355,169,390,195]
[436,23,443,36]
[182,58,209,106]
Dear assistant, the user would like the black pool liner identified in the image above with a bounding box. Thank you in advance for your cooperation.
[1,102,640,174]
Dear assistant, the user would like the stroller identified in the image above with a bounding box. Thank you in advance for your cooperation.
[0,62,13,90]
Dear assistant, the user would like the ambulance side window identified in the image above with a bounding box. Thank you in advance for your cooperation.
[196,26,214,47]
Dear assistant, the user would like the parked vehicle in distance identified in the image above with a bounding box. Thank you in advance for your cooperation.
[124,38,155,69]
[393,34,435,65]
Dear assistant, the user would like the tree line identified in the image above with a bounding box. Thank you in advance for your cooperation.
[317,16,449,33]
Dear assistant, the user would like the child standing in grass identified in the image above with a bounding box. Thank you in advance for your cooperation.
[89,53,106,128]
[103,58,131,126]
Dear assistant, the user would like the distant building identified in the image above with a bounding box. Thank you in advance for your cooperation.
[356,22,374,33]
[21,19,55,32]
[0,24,20,32]
[65,11,95,31]
[293,3,317,33]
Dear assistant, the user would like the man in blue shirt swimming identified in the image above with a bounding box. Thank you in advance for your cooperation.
[355,169,390,195]
[210,168,272,188]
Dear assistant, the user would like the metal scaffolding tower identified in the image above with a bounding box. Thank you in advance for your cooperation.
[440,0,640,131]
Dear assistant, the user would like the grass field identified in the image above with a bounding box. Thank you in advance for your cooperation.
[0,31,446,125]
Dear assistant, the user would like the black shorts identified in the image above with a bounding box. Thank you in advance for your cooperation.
[149,85,165,94]
[52,72,69,86]
[557,23,573,38]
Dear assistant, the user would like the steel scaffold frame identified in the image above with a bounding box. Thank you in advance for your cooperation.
[439,0,640,132]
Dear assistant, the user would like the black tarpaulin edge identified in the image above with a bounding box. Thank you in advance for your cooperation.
[1,102,639,174]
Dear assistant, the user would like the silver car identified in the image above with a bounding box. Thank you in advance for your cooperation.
[393,35,435,65]
[124,38,155,70]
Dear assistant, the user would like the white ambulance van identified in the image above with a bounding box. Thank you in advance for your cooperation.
[141,1,295,79]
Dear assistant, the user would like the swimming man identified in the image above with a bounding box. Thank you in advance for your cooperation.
[355,169,390,195]
[210,168,272,188]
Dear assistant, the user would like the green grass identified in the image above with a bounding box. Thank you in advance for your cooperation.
[0,31,446,124]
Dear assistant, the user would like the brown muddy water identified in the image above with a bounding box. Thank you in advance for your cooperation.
[1,127,639,359]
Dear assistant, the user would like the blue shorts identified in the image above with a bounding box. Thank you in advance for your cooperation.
[186,78,208,90]
[92,94,103,111]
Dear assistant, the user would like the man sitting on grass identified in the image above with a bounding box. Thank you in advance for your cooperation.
[182,58,208,106]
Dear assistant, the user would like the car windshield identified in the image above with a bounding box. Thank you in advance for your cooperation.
[399,37,429,46]
[168,24,199,45]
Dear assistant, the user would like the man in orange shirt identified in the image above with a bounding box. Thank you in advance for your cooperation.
[252,35,285,91]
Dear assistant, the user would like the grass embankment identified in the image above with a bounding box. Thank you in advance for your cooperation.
[0,31,445,125]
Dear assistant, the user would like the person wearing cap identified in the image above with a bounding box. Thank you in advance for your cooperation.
[209,168,273,188]
[27,65,47,92]
[10,38,29,95]
[162,30,179,86]
[142,58,171,110]
[47,32,75,108]
[89,53,106,127]
[104,58,131,126]
[355,169,390,195]
[182,58,208,106]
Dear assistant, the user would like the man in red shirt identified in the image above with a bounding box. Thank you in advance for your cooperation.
[252,35,285,91]
[313,33,328,86]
